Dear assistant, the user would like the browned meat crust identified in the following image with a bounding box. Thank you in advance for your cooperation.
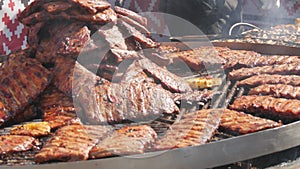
[10,122,51,137]
[220,109,282,135]
[164,47,225,72]
[114,6,147,26]
[228,63,300,81]
[139,58,192,93]
[34,125,111,163]
[0,135,40,155]
[249,84,300,100]
[172,90,218,104]
[82,81,179,124]
[0,51,51,127]
[89,125,157,158]
[154,109,221,150]
[117,19,157,49]
[117,14,150,36]
[238,74,300,87]
[42,1,73,14]
[230,95,300,121]
[68,0,111,14]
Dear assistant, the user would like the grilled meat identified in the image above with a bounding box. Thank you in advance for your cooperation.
[42,1,73,14]
[89,125,157,158]
[238,74,300,87]
[117,14,150,36]
[220,109,282,135]
[164,47,225,72]
[81,81,179,124]
[117,19,157,49]
[0,51,51,127]
[114,6,147,26]
[154,109,221,150]
[34,125,111,163]
[27,22,45,48]
[228,63,300,81]
[39,86,81,130]
[0,135,40,155]
[69,0,111,14]
[139,58,192,93]
[249,84,300,100]
[230,95,300,122]
[10,122,51,137]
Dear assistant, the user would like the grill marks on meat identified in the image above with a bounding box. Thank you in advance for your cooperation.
[34,125,111,163]
[0,51,51,127]
[172,90,219,105]
[117,19,157,49]
[164,47,225,72]
[39,86,81,130]
[114,6,147,26]
[238,74,300,87]
[220,109,282,135]
[36,21,91,64]
[84,81,179,124]
[230,95,300,122]
[249,84,300,100]
[0,135,40,155]
[89,125,157,158]
[229,63,300,81]
[10,122,51,138]
[117,14,150,36]
[154,109,221,150]
[139,58,192,93]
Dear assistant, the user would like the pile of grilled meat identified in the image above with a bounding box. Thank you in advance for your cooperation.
[0,0,299,165]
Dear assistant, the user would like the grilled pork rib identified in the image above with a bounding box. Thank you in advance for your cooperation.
[238,74,300,87]
[220,109,282,135]
[154,109,221,150]
[249,84,300,100]
[0,135,40,155]
[34,125,111,163]
[89,125,157,158]
[0,51,51,127]
[230,95,300,121]
[229,63,300,81]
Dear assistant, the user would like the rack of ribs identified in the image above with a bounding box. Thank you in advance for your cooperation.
[220,109,282,135]
[154,109,221,150]
[0,51,51,127]
[228,63,300,81]
[237,74,300,88]
[34,124,112,163]
[249,84,300,100]
[89,125,157,158]
[230,95,300,122]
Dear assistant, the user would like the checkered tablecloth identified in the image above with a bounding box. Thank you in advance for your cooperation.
[1,0,299,55]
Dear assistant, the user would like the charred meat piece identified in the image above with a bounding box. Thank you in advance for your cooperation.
[238,74,300,87]
[0,135,40,155]
[69,0,111,14]
[117,19,157,49]
[220,109,282,135]
[42,1,73,14]
[249,84,300,100]
[117,14,150,36]
[66,7,117,24]
[230,95,300,122]
[10,122,51,137]
[0,51,51,127]
[164,47,225,72]
[89,125,157,158]
[81,81,179,124]
[154,109,221,150]
[139,58,192,93]
[13,104,40,124]
[121,60,154,84]
[34,125,111,163]
[114,6,147,26]
[43,108,81,130]
[228,63,300,81]
[27,22,45,48]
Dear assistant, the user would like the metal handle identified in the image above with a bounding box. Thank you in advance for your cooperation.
[229,22,262,36]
